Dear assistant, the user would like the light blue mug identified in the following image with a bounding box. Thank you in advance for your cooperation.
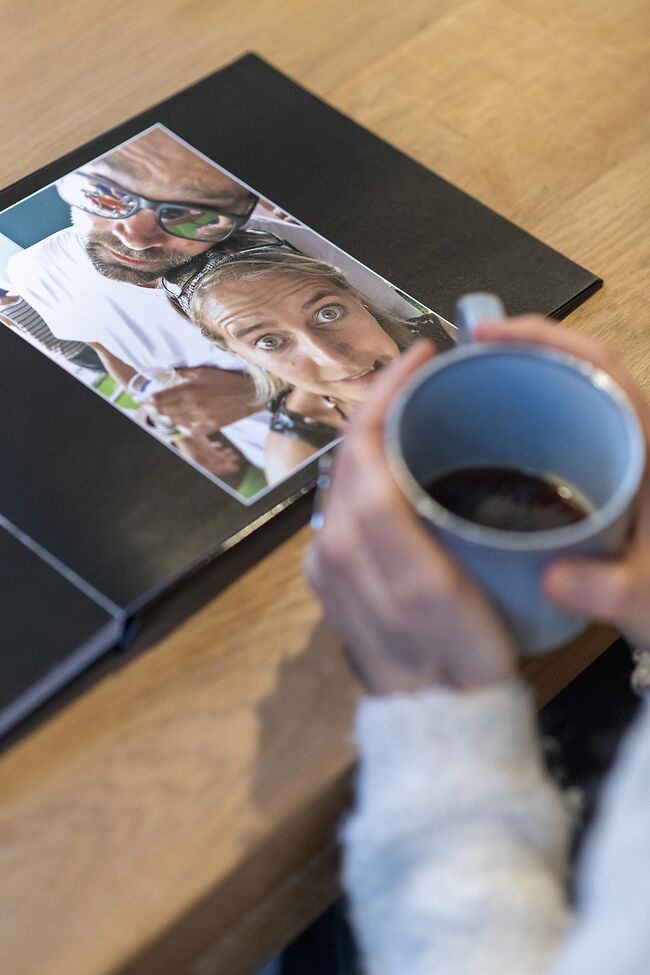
[385,340,646,654]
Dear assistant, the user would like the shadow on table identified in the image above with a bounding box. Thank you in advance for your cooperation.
[250,618,358,817]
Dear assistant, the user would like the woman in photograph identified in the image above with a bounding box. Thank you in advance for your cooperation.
[164,232,454,482]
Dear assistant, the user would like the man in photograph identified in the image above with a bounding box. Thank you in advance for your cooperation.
[6,127,268,467]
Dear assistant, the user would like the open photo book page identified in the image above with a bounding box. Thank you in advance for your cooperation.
[0,123,455,507]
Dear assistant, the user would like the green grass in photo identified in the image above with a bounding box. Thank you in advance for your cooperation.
[115,390,139,410]
[237,465,267,499]
[396,288,431,315]
[95,373,118,397]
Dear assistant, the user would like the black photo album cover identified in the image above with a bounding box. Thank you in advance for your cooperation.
[0,54,601,737]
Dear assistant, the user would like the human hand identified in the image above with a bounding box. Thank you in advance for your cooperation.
[476,316,650,650]
[178,433,242,478]
[149,366,256,435]
[304,341,516,695]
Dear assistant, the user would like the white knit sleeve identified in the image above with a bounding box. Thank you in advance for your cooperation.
[550,699,650,975]
[342,680,571,975]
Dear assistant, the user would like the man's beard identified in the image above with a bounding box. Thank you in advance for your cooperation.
[83,232,197,286]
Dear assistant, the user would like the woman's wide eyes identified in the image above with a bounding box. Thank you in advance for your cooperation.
[254,334,282,351]
[315,304,344,324]
[252,305,344,349]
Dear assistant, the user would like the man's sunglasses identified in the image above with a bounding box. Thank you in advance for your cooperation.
[56,170,258,243]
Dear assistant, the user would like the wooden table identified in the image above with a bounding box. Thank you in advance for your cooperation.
[1,1,648,973]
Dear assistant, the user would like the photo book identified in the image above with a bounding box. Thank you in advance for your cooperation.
[0,53,601,737]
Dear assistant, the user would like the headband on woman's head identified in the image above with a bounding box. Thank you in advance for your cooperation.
[162,230,300,315]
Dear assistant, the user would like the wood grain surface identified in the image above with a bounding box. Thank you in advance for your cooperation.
[1,1,648,973]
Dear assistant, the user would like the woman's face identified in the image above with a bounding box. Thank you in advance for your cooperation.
[203,273,400,405]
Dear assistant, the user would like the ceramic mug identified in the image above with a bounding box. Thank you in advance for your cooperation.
[385,342,646,654]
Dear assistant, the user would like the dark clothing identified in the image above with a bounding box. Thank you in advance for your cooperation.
[269,389,341,449]
[416,312,456,352]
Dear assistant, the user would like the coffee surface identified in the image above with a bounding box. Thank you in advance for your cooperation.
[425,466,591,532]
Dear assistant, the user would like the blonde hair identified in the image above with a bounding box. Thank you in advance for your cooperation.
[167,249,415,405]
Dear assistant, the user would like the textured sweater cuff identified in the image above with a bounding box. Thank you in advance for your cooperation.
[345,680,571,975]
[353,679,556,825]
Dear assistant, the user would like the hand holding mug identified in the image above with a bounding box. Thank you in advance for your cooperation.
[306,317,650,694]
[305,342,517,694]
[476,317,650,651]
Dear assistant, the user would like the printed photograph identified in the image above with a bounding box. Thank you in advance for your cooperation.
[0,124,455,503]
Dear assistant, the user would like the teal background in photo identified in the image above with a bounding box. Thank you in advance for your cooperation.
[0,185,71,249]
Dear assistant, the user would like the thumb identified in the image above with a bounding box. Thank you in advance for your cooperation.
[543,558,630,622]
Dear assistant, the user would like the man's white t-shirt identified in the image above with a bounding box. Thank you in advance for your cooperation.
[7,228,271,468]
[7,227,239,373]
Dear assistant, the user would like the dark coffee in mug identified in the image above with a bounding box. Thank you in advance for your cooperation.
[424,465,592,532]
[386,342,645,651]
